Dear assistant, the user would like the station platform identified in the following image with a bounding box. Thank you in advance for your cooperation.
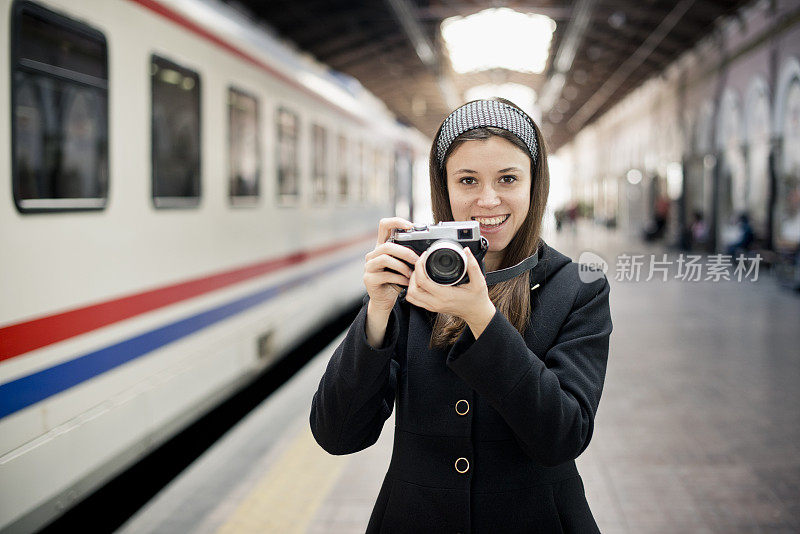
[116,224,800,534]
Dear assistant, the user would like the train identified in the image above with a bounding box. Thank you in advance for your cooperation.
[0,0,429,531]
[3,0,798,530]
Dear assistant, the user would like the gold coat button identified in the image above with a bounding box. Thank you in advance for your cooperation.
[455,457,469,473]
[455,399,469,416]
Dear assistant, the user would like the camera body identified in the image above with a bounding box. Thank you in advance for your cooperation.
[390,221,489,286]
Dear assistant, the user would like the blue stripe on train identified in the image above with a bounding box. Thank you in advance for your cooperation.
[0,253,361,419]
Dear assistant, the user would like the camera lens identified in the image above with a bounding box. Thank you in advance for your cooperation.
[428,249,463,282]
[425,240,468,285]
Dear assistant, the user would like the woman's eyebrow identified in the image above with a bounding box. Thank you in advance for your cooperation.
[454,166,522,174]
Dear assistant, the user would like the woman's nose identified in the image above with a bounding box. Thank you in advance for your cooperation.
[476,185,501,208]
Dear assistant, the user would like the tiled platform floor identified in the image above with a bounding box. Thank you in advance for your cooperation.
[118,223,800,533]
[547,223,800,533]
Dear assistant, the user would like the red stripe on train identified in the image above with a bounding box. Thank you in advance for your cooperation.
[0,234,373,362]
[127,0,365,124]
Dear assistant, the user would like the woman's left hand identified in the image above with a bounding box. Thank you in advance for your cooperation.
[405,248,497,337]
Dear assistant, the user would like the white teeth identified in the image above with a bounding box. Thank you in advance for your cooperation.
[471,215,509,226]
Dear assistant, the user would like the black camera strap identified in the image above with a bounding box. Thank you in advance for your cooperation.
[484,253,539,286]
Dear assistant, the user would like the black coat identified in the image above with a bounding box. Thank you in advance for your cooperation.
[310,240,612,533]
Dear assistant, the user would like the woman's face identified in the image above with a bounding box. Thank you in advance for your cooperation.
[445,135,532,267]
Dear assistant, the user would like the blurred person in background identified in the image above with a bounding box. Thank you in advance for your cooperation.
[643,193,670,242]
[725,212,755,257]
[691,210,709,251]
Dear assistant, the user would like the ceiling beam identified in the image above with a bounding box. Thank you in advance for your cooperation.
[567,0,696,132]
[595,23,694,53]
[538,0,595,113]
[312,25,399,60]
[384,0,461,109]
[288,6,398,47]
[415,4,573,20]
[345,60,420,89]
[324,34,409,68]
[584,28,675,65]
[593,5,710,33]
[293,19,363,48]
[246,0,311,28]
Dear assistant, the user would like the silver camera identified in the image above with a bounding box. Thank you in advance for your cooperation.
[390,221,489,286]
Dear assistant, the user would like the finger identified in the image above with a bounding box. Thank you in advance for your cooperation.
[365,271,410,287]
[414,251,433,288]
[464,248,487,288]
[413,249,428,274]
[388,283,405,294]
[370,242,420,265]
[405,284,428,307]
[377,217,414,245]
[465,248,484,277]
[365,254,414,277]
[365,243,418,265]
[408,269,427,295]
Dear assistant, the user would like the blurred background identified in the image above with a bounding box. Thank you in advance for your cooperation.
[1,0,799,533]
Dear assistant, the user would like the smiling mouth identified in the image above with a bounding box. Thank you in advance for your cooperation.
[471,214,510,227]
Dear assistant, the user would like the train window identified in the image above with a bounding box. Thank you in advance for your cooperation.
[228,88,260,203]
[276,107,299,203]
[337,134,349,202]
[311,124,328,203]
[11,1,108,212]
[151,55,201,208]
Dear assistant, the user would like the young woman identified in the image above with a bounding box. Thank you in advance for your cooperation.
[311,99,612,533]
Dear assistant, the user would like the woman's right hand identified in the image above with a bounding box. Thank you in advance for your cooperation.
[363,217,420,314]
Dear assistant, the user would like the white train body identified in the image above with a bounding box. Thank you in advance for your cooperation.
[0,0,429,531]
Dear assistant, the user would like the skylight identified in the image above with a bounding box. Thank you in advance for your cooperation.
[441,8,556,74]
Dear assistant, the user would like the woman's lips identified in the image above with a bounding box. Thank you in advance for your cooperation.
[471,214,510,234]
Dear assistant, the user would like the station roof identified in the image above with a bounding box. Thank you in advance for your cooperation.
[226,0,749,150]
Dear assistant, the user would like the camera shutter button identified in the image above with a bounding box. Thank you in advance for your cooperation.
[413,225,427,231]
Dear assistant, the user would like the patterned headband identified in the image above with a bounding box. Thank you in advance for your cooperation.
[435,100,539,169]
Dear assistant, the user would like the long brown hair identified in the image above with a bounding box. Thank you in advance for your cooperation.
[428,98,550,347]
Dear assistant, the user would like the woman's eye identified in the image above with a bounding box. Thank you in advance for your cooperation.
[500,175,517,183]
[459,177,477,185]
